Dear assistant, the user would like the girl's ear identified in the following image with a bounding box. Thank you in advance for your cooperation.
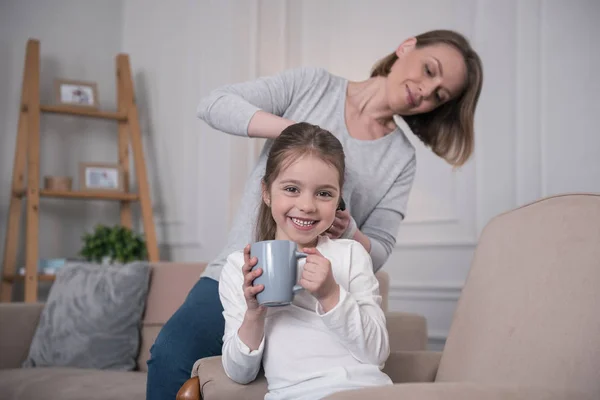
[261,181,271,207]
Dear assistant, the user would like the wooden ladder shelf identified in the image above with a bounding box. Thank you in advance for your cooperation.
[1,39,160,303]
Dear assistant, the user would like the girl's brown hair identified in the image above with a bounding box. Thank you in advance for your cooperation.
[371,29,483,167]
[255,122,345,242]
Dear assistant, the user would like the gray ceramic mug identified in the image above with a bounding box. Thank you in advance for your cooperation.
[250,240,308,307]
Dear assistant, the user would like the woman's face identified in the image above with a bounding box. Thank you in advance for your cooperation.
[386,39,468,115]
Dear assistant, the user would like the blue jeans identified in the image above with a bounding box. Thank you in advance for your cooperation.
[146,277,225,400]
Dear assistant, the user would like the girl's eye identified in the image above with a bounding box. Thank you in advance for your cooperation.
[317,191,333,197]
[284,186,298,193]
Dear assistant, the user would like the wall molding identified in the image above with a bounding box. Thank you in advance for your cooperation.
[538,0,548,198]
[401,216,460,226]
[428,330,450,342]
[389,282,463,302]
[428,329,450,349]
[515,0,543,206]
[395,239,477,249]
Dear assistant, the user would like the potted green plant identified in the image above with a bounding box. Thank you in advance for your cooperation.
[79,224,147,264]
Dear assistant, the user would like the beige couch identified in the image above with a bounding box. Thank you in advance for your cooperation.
[0,264,427,399]
[181,193,600,400]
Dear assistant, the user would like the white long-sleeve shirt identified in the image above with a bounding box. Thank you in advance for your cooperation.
[219,236,393,400]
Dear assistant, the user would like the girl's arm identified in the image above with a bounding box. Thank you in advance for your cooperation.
[197,68,314,139]
[317,241,390,367]
[219,252,265,384]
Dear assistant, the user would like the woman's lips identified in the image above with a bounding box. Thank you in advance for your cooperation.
[406,85,416,107]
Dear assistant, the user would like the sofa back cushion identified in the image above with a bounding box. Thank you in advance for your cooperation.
[137,262,207,371]
[436,194,600,397]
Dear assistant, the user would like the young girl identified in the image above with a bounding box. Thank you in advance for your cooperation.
[219,122,392,400]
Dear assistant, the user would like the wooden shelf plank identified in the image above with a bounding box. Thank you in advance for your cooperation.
[2,274,56,283]
[40,189,139,201]
[14,189,139,201]
[40,104,127,121]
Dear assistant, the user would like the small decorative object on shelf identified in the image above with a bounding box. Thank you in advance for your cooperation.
[18,258,75,276]
[79,224,147,265]
[43,175,73,191]
[54,78,98,109]
[79,162,124,192]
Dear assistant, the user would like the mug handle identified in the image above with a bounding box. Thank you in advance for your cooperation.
[295,251,308,259]
[292,284,304,293]
[293,251,308,293]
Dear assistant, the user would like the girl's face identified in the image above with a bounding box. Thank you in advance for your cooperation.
[386,39,468,115]
[263,154,340,248]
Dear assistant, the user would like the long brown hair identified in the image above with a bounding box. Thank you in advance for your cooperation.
[255,122,345,242]
[371,29,483,167]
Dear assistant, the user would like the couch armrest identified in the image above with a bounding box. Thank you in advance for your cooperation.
[386,311,428,352]
[0,302,44,369]
[325,382,596,400]
[192,356,268,400]
[383,351,441,383]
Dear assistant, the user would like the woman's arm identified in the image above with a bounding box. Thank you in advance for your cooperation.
[197,68,311,139]
[247,110,295,139]
[357,155,417,271]
[219,252,265,384]
[317,241,390,366]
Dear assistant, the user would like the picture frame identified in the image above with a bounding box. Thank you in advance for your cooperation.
[79,163,124,192]
[54,79,99,109]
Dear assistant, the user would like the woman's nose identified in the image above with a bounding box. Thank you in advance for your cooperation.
[419,81,435,97]
[420,77,441,98]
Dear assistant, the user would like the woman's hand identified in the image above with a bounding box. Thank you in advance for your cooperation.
[325,209,351,239]
[300,248,340,312]
[241,244,267,319]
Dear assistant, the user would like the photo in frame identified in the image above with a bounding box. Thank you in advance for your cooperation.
[79,163,124,192]
[54,79,99,108]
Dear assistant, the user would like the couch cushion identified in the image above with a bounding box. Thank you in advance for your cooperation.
[137,262,207,371]
[0,367,146,400]
[23,261,151,371]
[142,262,207,325]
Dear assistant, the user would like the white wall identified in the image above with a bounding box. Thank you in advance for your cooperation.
[2,0,599,348]
[234,0,600,349]
[0,0,124,276]
[120,0,261,263]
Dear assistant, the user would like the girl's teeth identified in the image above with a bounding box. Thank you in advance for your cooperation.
[292,218,314,227]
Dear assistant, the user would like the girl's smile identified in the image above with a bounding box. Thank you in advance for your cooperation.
[289,217,318,230]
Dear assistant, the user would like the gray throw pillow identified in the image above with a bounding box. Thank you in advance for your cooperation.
[23,261,151,370]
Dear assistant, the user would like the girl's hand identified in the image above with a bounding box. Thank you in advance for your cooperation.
[241,244,267,318]
[300,248,340,311]
[326,209,351,239]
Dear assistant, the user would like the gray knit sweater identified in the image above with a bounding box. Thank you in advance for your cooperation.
[197,67,416,280]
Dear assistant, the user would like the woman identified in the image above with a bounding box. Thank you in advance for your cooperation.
[146,29,483,400]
